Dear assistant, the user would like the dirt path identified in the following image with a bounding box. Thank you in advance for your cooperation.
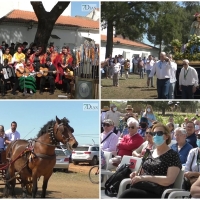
[0,163,99,198]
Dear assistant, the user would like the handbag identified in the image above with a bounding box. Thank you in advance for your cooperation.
[132,181,165,196]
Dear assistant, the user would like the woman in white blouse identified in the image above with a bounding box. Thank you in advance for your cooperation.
[184,133,200,182]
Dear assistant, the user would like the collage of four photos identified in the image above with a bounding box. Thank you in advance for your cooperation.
[0,0,200,199]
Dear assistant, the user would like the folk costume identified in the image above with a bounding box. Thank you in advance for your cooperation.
[56,51,73,85]
[3,53,12,64]
[38,62,56,95]
[19,63,36,94]
[12,52,25,64]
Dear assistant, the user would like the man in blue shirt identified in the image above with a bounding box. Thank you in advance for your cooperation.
[171,127,193,164]
[186,121,197,148]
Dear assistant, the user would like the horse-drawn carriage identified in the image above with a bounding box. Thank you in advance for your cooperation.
[0,116,78,198]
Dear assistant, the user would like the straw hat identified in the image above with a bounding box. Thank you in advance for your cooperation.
[125,105,133,110]
[101,106,110,111]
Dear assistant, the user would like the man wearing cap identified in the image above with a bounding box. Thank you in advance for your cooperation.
[171,127,193,164]
[101,106,110,132]
[105,104,125,129]
[186,121,197,148]
[100,119,118,154]
[179,59,199,99]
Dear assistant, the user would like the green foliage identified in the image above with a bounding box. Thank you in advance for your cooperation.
[173,35,200,61]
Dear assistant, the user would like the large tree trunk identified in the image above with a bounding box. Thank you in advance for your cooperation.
[161,107,165,115]
[31,1,70,53]
[105,19,113,58]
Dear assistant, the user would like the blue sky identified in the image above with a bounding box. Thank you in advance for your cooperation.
[71,1,99,17]
[0,101,99,145]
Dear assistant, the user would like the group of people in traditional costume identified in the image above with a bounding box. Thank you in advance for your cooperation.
[0,41,74,96]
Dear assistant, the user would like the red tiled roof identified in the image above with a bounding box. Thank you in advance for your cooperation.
[101,35,152,49]
[0,9,99,29]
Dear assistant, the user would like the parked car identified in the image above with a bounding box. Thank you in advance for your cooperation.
[54,148,70,172]
[72,144,99,166]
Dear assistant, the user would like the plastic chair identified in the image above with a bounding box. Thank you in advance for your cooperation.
[117,167,185,198]
[161,168,185,198]
[101,151,113,186]
[116,156,142,198]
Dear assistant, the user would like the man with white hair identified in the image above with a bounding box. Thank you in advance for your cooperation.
[171,127,193,164]
[148,52,173,99]
[179,59,199,99]
[117,117,143,157]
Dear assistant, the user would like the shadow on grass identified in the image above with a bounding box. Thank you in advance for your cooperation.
[101,85,113,87]
[141,88,157,91]
[127,86,142,89]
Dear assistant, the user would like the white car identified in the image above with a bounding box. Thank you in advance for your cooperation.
[54,148,71,172]
[72,144,99,166]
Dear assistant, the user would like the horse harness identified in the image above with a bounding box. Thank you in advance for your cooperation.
[5,122,73,180]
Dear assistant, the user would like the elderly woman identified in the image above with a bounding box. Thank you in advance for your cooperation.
[117,117,143,157]
[170,127,193,165]
[142,105,156,128]
[132,127,156,158]
[184,132,200,188]
[119,123,182,199]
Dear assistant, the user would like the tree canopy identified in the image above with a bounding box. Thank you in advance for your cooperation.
[31,1,70,53]
[101,1,200,57]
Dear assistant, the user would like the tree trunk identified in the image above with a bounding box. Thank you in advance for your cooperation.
[31,1,70,54]
[105,19,113,58]
[162,107,165,115]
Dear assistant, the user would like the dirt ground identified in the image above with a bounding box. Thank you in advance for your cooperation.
[0,88,74,100]
[0,163,99,198]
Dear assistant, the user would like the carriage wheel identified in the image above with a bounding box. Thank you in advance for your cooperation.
[26,177,33,195]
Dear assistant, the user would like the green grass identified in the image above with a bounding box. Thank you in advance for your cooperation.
[101,73,158,99]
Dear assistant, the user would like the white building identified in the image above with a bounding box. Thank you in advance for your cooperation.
[101,35,159,72]
[86,8,99,21]
[0,9,99,52]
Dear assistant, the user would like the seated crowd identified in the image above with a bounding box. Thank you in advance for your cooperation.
[101,104,200,198]
[0,41,76,96]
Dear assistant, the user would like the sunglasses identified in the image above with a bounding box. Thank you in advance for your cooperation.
[128,126,135,129]
[152,131,164,136]
[103,123,110,127]
[146,132,154,136]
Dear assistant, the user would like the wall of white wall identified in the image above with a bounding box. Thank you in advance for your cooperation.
[0,24,99,52]
[101,42,159,72]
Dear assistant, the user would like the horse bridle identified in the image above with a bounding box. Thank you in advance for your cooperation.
[48,122,73,146]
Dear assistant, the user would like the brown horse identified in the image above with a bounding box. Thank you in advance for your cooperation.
[4,116,78,198]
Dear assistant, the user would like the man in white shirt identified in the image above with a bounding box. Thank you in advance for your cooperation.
[113,59,121,87]
[168,54,177,99]
[5,121,20,145]
[179,59,199,99]
[148,52,172,99]
[145,55,155,88]
[105,104,125,128]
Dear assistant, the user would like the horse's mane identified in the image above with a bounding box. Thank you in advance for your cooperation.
[37,118,71,137]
